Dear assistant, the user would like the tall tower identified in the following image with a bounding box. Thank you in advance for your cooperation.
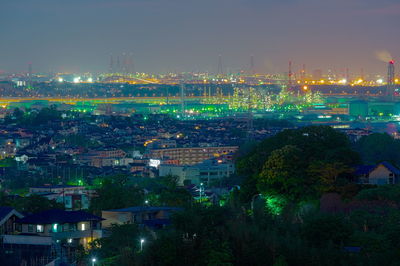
[217,54,223,76]
[288,61,293,89]
[387,60,395,101]
[109,55,114,73]
[122,53,127,74]
[129,53,135,74]
[27,62,32,77]
[27,62,32,87]
[301,64,306,82]
[180,83,185,118]
[116,56,121,73]
[250,55,255,75]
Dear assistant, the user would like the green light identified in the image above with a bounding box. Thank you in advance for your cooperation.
[264,195,286,216]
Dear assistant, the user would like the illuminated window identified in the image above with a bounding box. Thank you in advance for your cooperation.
[52,223,58,232]
[36,225,44,233]
[81,223,86,231]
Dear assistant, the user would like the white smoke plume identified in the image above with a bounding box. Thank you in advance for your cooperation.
[375,50,393,62]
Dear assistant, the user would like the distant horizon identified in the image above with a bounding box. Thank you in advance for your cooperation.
[0,62,394,78]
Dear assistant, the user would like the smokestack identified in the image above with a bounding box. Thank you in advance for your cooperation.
[387,60,395,101]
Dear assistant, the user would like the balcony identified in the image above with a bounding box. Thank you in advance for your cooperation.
[52,229,103,240]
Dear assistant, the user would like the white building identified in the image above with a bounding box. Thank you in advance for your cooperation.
[159,159,235,186]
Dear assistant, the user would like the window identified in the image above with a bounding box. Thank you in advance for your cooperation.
[69,223,77,231]
[389,177,394,184]
[81,223,86,231]
[52,223,58,232]
[36,225,44,233]
[28,224,33,233]
[15,224,21,232]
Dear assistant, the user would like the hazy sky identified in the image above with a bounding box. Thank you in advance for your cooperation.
[0,0,399,75]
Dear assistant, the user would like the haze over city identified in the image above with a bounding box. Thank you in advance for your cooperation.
[0,0,399,74]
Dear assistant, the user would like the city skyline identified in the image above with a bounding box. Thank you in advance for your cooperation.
[0,0,399,74]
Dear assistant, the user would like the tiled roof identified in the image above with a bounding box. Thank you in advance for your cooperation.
[105,206,182,213]
[18,209,103,224]
[355,161,400,175]
[381,161,400,175]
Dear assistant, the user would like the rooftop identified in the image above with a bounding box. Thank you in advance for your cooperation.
[18,209,103,224]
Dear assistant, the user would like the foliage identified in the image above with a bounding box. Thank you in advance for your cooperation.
[90,223,144,265]
[3,194,65,213]
[258,145,312,200]
[143,175,193,207]
[355,133,400,165]
[90,175,144,215]
[4,106,62,126]
[237,126,360,202]
[302,213,352,247]
[63,134,100,149]
[355,185,400,203]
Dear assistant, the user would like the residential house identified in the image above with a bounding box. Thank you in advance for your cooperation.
[29,185,90,210]
[159,159,235,186]
[16,209,103,247]
[356,161,400,185]
[102,206,181,229]
[1,209,104,264]
[0,207,23,235]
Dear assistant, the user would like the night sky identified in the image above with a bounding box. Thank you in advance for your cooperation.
[0,0,399,75]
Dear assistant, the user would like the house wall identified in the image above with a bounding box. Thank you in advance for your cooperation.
[21,224,53,236]
[0,215,19,234]
[369,164,394,185]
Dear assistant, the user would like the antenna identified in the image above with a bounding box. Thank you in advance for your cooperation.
[109,54,114,73]
[388,60,395,101]
[301,64,306,82]
[129,53,135,74]
[217,54,223,76]
[116,56,121,73]
[27,62,32,87]
[250,55,255,75]
[180,83,185,118]
[288,61,293,89]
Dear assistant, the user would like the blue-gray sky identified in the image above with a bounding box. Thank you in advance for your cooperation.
[0,0,399,75]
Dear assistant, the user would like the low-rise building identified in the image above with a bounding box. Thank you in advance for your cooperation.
[0,207,24,235]
[159,159,235,186]
[149,146,238,165]
[16,209,103,247]
[356,161,400,185]
[29,185,90,210]
[102,206,181,229]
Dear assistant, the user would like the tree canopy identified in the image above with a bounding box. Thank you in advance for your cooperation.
[237,126,360,201]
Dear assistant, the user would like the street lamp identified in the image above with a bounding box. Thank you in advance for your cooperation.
[144,200,149,205]
[251,194,262,212]
[91,258,96,266]
[140,238,145,252]
[199,183,204,202]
